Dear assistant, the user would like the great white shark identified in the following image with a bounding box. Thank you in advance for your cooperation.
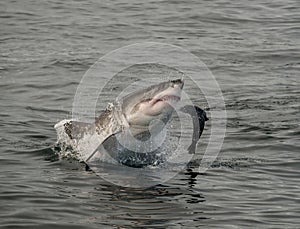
[54,79,208,167]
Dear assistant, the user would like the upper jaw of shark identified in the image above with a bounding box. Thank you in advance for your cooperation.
[149,80,183,105]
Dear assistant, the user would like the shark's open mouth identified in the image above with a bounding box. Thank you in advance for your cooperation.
[154,95,180,104]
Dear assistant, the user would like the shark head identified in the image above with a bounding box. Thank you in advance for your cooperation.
[119,79,184,136]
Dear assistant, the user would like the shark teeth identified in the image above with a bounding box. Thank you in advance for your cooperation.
[158,95,180,102]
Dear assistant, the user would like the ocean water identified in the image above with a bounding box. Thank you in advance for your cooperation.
[1,0,299,228]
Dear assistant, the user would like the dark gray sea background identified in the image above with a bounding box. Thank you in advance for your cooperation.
[1,0,299,228]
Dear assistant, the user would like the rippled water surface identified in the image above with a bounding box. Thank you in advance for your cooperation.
[1,0,299,228]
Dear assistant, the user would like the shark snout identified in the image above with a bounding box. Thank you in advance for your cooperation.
[170,79,184,89]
